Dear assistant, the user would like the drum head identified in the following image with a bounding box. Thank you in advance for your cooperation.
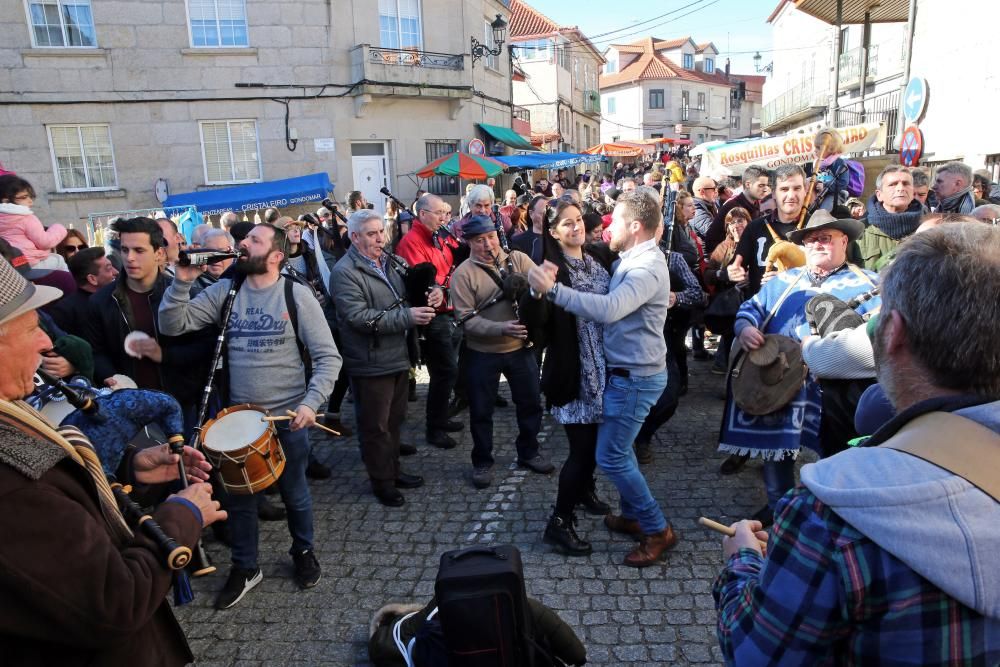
[204,408,269,451]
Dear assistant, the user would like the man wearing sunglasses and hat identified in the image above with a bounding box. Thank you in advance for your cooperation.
[719,209,880,526]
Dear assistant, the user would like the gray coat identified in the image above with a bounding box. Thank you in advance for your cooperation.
[331,247,414,377]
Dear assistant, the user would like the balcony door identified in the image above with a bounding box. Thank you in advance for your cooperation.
[351,142,389,215]
[379,0,422,51]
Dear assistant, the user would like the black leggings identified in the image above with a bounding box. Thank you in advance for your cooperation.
[555,423,599,516]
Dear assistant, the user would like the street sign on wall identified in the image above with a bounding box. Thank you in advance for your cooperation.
[900,125,923,166]
[903,77,928,124]
[468,138,486,156]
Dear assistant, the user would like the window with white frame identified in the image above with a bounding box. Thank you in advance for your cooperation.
[557,42,569,70]
[188,0,248,47]
[483,19,498,70]
[47,124,117,191]
[697,92,706,110]
[604,56,617,74]
[573,58,580,88]
[682,53,693,69]
[516,38,549,61]
[28,0,96,47]
[379,0,422,50]
[705,57,714,73]
[199,120,261,184]
[731,114,740,129]
[606,96,616,114]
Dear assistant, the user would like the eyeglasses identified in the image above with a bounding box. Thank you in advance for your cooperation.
[802,234,836,246]
[699,186,717,191]
[63,244,86,251]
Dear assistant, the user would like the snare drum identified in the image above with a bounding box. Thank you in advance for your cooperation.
[201,404,286,494]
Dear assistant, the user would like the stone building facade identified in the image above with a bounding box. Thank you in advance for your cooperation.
[1,0,513,226]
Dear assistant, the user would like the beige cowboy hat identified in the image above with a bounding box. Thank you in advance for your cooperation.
[732,334,808,416]
[787,209,865,244]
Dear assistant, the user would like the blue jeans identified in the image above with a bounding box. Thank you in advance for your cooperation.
[762,456,796,512]
[224,423,314,570]
[465,347,541,467]
[597,370,669,534]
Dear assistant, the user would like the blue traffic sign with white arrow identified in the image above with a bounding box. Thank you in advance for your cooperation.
[903,77,928,123]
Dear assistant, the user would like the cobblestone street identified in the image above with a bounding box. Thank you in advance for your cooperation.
[176,361,774,666]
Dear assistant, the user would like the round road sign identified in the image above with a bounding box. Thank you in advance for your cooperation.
[903,77,928,123]
[900,125,923,166]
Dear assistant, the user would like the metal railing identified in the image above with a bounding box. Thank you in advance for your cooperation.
[761,78,828,129]
[367,46,463,70]
[834,88,901,154]
[513,106,530,123]
[839,41,906,89]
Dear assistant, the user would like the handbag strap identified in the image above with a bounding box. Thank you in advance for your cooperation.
[880,412,1000,502]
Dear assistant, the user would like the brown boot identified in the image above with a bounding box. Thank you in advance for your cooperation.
[604,513,643,538]
[624,526,678,568]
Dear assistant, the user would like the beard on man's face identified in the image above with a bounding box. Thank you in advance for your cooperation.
[235,251,269,275]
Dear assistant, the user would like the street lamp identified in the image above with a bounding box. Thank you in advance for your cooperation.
[471,14,508,66]
[752,51,773,74]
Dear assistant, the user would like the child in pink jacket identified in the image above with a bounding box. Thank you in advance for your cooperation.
[0,175,68,270]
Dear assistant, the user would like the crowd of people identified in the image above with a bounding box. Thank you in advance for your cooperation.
[1,127,998,664]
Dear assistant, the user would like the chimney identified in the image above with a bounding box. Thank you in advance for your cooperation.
[725,58,730,77]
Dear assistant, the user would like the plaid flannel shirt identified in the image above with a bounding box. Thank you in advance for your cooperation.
[713,486,1000,666]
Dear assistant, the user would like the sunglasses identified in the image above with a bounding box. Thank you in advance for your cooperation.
[63,244,86,251]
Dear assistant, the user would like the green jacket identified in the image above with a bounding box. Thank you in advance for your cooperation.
[856,224,900,272]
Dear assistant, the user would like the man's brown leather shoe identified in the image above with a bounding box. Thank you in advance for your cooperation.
[623,526,678,568]
[604,513,643,537]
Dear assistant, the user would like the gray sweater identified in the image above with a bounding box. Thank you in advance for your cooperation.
[553,238,670,376]
[158,275,341,413]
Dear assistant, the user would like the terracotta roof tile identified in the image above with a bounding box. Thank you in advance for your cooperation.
[600,36,735,89]
[510,0,559,38]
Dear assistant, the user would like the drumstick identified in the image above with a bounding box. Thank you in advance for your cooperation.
[261,414,326,422]
[285,410,341,437]
[698,517,768,550]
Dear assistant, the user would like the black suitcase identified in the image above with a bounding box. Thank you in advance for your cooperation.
[434,544,543,667]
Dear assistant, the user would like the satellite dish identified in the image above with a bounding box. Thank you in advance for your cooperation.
[154,178,169,203]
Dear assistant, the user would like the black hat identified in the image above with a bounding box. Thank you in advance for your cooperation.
[463,214,496,238]
[605,187,621,201]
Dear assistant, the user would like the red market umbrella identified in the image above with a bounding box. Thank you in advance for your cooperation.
[416,152,505,180]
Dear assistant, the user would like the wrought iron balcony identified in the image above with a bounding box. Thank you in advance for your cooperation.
[582,90,600,115]
[367,46,463,70]
[350,44,473,101]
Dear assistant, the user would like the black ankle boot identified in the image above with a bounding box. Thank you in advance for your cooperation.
[543,511,592,556]
[578,488,611,516]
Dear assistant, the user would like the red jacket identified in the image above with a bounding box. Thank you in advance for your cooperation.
[395,221,457,312]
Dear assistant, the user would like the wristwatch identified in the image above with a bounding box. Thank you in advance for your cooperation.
[545,282,560,301]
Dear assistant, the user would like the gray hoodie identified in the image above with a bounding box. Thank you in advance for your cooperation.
[800,400,1000,618]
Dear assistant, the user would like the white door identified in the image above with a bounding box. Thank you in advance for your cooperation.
[351,142,389,215]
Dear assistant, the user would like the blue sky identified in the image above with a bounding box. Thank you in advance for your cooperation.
[521,0,777,76]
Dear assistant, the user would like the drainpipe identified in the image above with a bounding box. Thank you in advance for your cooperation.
[830,0,843,124]
[858,10,871,120]
[895,0,918,150]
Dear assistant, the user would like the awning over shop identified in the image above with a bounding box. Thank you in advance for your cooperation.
[478,123,537,151]
[163,172,334,217]
[493,152,606,171]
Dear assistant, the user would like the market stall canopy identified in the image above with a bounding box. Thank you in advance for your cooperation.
[163,172,333,217]
[494,152,606,171]
[478,123,537,151]
[789,0,908,24]
[697,122,884,176]
[416,152,505,180]
[583,143,644,157]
